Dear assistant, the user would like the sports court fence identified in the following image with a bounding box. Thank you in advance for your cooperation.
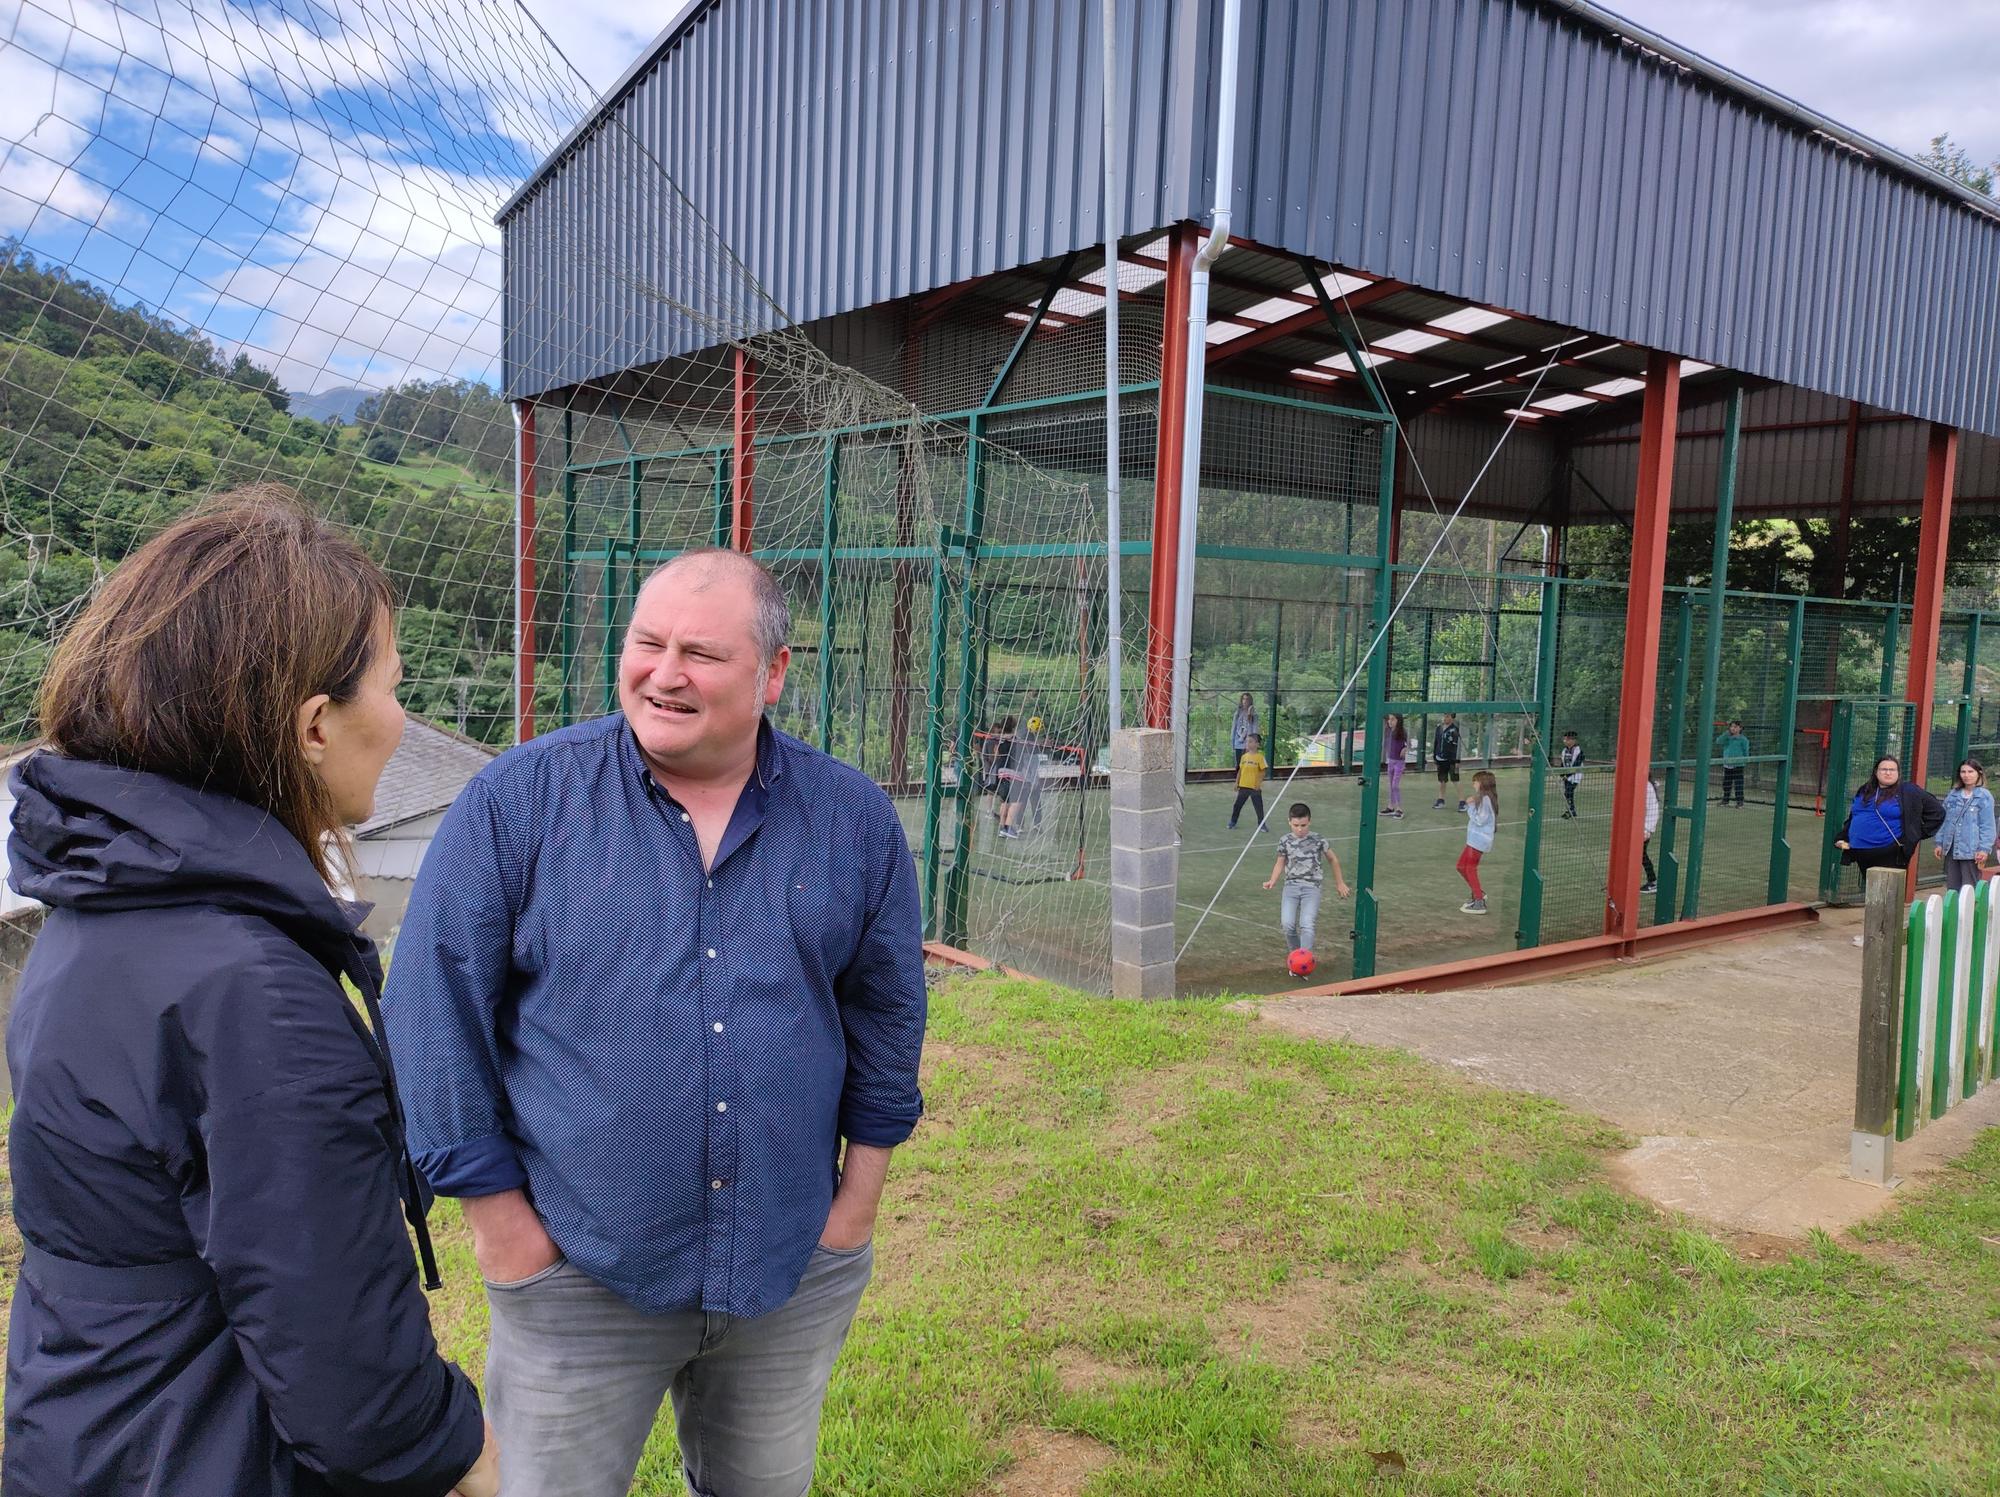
[546,366,2000,995]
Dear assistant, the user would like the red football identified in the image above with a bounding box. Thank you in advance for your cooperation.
[1287,948,1317,978]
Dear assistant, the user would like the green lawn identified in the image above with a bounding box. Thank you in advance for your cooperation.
[5,975,1998,1492]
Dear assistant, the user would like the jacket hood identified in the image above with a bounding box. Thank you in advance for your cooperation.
[8,752,368,969]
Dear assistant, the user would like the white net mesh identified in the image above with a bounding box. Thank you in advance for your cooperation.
[0,0,1118,986]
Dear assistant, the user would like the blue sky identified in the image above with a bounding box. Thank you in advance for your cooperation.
[1,0,583,395]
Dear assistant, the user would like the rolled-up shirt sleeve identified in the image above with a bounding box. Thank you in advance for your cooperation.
[833,794,927,1147]
[382,776,530,1197]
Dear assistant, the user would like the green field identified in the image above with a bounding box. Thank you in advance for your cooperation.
[905,766,1842,994]
[11,974,1990,1494]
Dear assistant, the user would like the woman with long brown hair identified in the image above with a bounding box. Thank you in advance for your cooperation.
[5,489,497,1496]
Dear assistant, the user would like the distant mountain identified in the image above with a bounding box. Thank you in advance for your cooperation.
[288,384,370,424]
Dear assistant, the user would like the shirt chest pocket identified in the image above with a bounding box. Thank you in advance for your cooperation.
[786,872,865,976]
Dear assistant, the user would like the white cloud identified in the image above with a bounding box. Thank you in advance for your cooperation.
[1603,0,2000,167]
[513,0,688,95]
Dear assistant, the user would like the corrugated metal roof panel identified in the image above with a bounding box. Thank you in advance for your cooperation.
[1214,0,2000,437]
[505,0,2000,438]
[503,0,1203,398]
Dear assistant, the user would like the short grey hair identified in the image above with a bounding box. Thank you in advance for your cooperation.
[642,548,791,664]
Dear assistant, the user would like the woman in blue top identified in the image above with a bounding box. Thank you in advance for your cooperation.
[1933,758,1996,891]
[1834,755,1945,879]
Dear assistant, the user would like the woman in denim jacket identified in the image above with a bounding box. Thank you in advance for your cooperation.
[1935,758,1996,892]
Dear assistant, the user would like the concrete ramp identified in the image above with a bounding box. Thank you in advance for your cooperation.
[1254,907,2000,1239]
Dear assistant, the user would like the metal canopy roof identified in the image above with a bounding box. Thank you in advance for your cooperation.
[501,0,2000,439]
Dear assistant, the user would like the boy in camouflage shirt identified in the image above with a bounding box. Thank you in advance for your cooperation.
[1263,802,1352,966]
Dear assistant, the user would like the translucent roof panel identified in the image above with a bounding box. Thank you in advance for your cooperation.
[1374,329,1449,355]
[1428,306,1512,335]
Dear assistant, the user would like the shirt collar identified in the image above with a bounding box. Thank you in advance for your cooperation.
[620,713,788,794]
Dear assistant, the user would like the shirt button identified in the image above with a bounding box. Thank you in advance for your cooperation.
[707,948,717,959]
[716,1101,727,1113]
[681,812,690,822]
[711,1179,724,1190]
[713,1022,724,1033]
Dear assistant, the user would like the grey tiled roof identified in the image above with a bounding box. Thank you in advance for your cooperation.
[355,716,497,838]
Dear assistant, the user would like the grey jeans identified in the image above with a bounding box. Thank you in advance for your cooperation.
[484,1243,874,1497]
[1281,880,1322,952]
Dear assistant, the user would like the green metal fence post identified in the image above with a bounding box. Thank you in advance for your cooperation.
[1821,701,1856,904]
[918,537,951,938]
[817,434,842,755]
[1352,429,1395,978]
[1954,611,1982,771]
[601,530,620,716]
[1268,599,1283,763]
[1517,576,1562,948]
[712,451,729,548]
[1768,596,1807,904]
[1680,386,1742,919]
[561,407,575,727]
[1877,604,1900,762]
[1339,501,1354,764]
[942,416,988,949]
[1483,574,1503,764]
[628,452,643,622]
[1655,595,1695,921]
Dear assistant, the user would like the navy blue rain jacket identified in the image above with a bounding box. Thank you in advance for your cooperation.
[4,752,484,1496]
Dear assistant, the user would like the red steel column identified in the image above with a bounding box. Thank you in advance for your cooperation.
[732,347,757,550]
[1904,424,1959,894]
[1604,351,1681,943]
[514,399,537,744]
[1144,225,1195,728]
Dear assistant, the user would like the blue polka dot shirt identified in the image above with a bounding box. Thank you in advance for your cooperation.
[382,714,927,1317]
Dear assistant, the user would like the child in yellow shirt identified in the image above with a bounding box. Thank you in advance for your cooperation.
[1230,733,1269,831]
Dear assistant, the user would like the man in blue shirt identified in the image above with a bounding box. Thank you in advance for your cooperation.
[385,548,926,1497]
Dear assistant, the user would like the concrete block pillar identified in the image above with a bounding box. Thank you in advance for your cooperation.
[1110,728,1179,1000]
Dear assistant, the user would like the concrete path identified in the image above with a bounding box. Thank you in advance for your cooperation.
[1254,907,2000,1240]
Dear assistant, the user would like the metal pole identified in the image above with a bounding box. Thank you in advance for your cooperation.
[1101,0,1124,736]
[1768,596,1807,905]
[1681,385,1743,919]
[1268,599,1282,765]
[560,406,575,728]
[1167,0,1243,767]
[919,539,951,936]
[818,435,841,755]
[1877,599,1900,765]
[1517,576,1561,949]
[1604,352,1681,944]
[513,400,538,744]
[1352,427,1396,978]
[1955,611,1983,771]
[712,451,729,548]
[1820,701,1855,905]
[943,415,989,948]
[1904,426,1961,894]
[1144,226,1194,729]
[1654,595,1695,922]
[732,347,756,550]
